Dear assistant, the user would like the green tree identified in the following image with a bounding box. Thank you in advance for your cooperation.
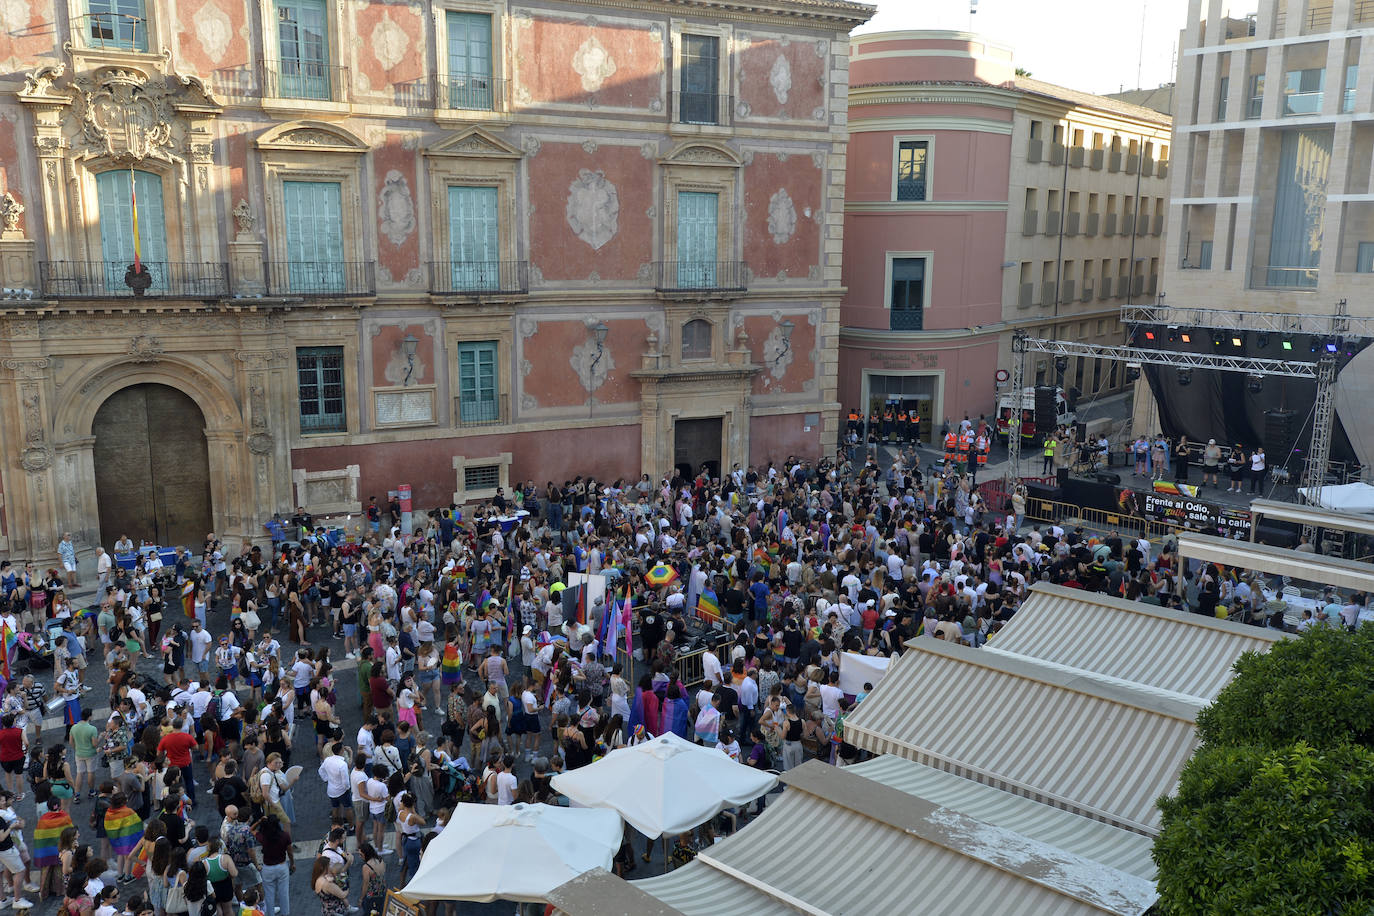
[1194,625,1374,751]
[1154,742,1374,915]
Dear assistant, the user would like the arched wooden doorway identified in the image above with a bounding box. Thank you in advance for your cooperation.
[92,384,213,549]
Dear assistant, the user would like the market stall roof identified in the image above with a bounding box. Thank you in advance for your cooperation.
[631,762,1157,916]
[1177,531,1374,593]
[1250,496,1374,534]
[848,755,1158,880]
[546,869,686,916]
[842,639,1202,835]
[987,583,1284,702]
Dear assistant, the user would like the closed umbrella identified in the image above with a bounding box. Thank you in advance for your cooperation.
[400,803,622,903]
[550,732,777,839]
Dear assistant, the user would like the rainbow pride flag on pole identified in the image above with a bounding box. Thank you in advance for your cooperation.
[0,623,12,681]
[440,643,463,687]
[181,580,196,619]
[32,809,72,868]
[104,805,144,856]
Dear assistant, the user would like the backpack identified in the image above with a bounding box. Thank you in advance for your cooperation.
[201,694,221,729]
[248,768,265,804]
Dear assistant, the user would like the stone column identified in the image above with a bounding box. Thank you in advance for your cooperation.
[0,356,60,566]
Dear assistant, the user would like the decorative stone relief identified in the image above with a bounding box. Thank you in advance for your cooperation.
[736,100,751,118]
[527,265,544,288]
[232,200,254,234]
[1,358,50,379]
[572,36,617,93]
[292,465,361,515]
[812,107,826,121]
[0,192,23,232]
[769,54,792,104]
[812,152,826,169]
[371,15,410,71]
[565,169,619,250]
[59,66,218,163]
[382,338,426,387]
[20,446,53,473]
[194,1,233,64]
[247,432,274,455]
[377,169,416,246]
[21,384,42,443]
[519,358,532,377]
[641,142,657,159]
[649,99,662,113]
[127,335,164,363]
[520,393,538,411]
[581,140,598,154]
[767,188,797,244]
[521,136,541,156]
[570,335,614,393]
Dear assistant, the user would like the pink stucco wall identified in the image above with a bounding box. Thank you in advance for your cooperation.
[850,35,1014,86]
[749,413,822,467]
[838,336,1001,429]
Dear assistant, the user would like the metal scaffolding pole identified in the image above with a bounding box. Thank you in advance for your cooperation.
[1005,333,1027,483]
[1300,354,1338,542]
[1017,337,1318,378]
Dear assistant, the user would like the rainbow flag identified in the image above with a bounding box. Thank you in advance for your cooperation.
[32,809,72,868]
[0,623,11,681]
[695,589,720,623]
[504,578,517,645]
[597,590,618,657]
[1152,480,1199,498]
[104,805,143,856]
[440,644,463,687]
[477,589,493,612]
[181,580,195,619]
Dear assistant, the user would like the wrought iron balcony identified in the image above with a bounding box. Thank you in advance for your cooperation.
[437,75,506,112]
[39,261,228,299]
[890,309,923,331]
[265,261,375,297]
[456,392,509,427]
[672,91,732,126]
[78,12,148,51]
[653,261,748,294]
[259,59,349,102]
[428,261,528,296]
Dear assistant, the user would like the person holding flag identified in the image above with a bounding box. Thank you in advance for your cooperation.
[31,798,70,899]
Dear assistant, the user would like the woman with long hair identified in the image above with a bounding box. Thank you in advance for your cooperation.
[356,844,385,916]
[312,856,348,916]
[44,745,75,812]
[144,835,171,916]
[394,793,424,885]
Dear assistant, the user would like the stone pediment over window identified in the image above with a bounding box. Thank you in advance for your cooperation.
[255,120,368,153]
[425,127,523,160]
[17,63,221,165]
[659,140,742,168]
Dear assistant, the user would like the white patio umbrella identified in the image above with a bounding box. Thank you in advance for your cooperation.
[550,731,778,839]
[400,802,622,903]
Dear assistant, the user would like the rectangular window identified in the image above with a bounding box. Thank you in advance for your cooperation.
[1198,240,1214,269]
[1216,76,1229,120]
[297,346,346,433]
[447,186,499,291]
[282,180,344,293]
[446,12,493,110]
[1283,68,1324,116]
[1344,64,1358,113]
[276,0,330,100]
[463,465,500,491]
[87,0,147,50]
[896,140,928,201]
[1266,129,1331,288]
[676,190,719,287]
[1247,73,1265,118]
[889,257,925,331]
[96,169,168,292]
[680,35,720,124]
[456,341,499,424]
[1357,242,1374,273]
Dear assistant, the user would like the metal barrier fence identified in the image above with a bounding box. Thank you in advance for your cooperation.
[1023,495,1179,540]
[612,644,709,693]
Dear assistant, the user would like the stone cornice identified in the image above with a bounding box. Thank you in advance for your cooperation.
[565,0,874,28]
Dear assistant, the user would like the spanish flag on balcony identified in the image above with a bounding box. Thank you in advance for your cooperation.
[104,804,144,857]
[129,167,141,272]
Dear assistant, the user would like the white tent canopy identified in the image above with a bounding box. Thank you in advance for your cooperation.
[550,732,777,839]
[1294,482,1374,514]
[400,802,621,903]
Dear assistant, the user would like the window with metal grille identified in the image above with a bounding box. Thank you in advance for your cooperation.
[896,141,928,201]
[87,0,147,50]
[681,319,712,360]
[680,35,719,124]
[889,257,925,331]
[464,465,499,491]
[297,346,346,433]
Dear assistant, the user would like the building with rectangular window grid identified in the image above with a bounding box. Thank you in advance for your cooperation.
[839,32,1172,439]
[0,0,871,565]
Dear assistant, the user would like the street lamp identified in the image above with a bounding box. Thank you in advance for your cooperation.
[402,333,419,386]
[775,318,794,366]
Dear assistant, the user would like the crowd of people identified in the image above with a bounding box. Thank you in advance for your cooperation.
[0,442,1361,916]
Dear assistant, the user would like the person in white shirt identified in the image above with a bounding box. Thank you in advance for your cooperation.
[95,548,113,593]
[186,621,213,677]
[701,648,723,688]
[317,741,355,830]
[355,721,376,762]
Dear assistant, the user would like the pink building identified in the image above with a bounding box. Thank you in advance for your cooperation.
[840,32,1171,440]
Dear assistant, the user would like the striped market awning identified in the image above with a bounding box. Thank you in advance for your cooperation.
[632,761,1157,916]
[987,582,1284,702]
[842,639,1202,835]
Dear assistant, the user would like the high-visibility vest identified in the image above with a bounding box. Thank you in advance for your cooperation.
[1044,440,1056,458]
[897,412,907,423]
[848,411,859,422]
[976,436,989,465]
[944,432,958,461]
[957,432,972,454]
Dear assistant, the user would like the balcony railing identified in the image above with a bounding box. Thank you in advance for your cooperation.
[40,261,228,299]
[437,75,506,112]
[1283,90,1324,116]
[265,261,375,297]
[456,392,508,427]
[78,12,147,51]
[653,261,747,293]
[1251,264,1319,290]
[428,260,528,296]
[672,91,732,126]
[260,59,349,102]
[890,308,923,331]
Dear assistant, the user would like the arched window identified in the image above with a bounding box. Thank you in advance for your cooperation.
[681,319,712,360]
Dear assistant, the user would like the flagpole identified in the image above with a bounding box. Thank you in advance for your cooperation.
[128,165,142,273]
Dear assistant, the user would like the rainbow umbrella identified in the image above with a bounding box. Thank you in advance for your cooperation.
[645,563,679,588]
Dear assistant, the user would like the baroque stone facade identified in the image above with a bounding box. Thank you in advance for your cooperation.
[0,0,870,566]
